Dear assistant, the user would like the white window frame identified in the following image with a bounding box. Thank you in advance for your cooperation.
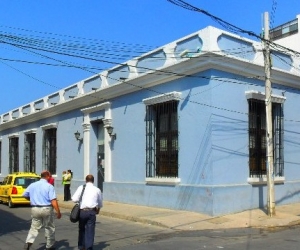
[246,90,285,184]
[143,91,181,185]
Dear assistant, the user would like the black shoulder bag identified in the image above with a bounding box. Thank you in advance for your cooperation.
[70,184,86,223]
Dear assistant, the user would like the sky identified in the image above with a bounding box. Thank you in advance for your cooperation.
[0,0,299,114]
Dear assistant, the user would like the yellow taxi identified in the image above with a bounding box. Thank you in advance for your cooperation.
[0,172,40,208]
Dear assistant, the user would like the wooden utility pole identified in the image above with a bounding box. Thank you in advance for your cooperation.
[263,12,275,217]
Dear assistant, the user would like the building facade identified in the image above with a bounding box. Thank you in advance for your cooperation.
[1,17,300,216]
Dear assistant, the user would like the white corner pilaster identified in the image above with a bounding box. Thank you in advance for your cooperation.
[102,104,112,182]
[81,101,112,182]
[82,117,91,178]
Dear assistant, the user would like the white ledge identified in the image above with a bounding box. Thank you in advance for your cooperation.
[247,176,285,185]
[145,177,181,186]
[143,91,182,105]
[8,133,19,138]
[24,129,37,134]
[41,123,57,130]
[245,90,286,104]
[81,102,111,114]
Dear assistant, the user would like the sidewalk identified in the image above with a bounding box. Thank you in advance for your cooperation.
[57,194,300,231]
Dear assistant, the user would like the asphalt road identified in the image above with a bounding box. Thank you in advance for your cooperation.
[1,203,300,250]
[0,203,172,249]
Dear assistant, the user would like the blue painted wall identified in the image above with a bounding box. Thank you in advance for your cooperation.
[1,65,300,216]
[102,68,300,216]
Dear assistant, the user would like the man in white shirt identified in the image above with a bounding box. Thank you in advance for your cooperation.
[72,174,103,250]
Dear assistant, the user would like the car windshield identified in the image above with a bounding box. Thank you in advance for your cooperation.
[14,177,40,188]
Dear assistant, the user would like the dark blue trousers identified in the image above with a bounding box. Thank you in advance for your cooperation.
[78,209,96,250]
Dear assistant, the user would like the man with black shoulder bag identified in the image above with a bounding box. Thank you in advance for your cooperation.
[71,174,103,250]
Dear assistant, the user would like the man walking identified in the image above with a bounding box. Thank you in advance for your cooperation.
[72,174,103,250]
[23,171,62,250]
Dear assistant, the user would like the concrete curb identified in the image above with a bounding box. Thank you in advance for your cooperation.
[59,202,169,229]
[58,199,300,231]
[100,211,169,228]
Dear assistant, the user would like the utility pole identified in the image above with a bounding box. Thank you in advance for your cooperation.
[263,12,275,217]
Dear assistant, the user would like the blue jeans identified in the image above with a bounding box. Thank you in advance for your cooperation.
[78,209,96,250]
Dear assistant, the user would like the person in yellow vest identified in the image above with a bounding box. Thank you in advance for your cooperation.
[63,170,72,201]
[62,171,67,201]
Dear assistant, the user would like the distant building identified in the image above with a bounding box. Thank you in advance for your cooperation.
[270,14,300,51]
[1,17,300,215]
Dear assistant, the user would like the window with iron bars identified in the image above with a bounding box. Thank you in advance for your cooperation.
[146,100,179,178]
[43,128,57,175]
[24,133,36,173]
[248,99,284,177]
[9,137,19,173]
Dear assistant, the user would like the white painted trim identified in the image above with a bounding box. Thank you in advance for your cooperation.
[24,129,37,134]
[143,91,182,105]
[247,176,285,185]
[2,26,300,131]
[102,118,112,128]
[81,102,111,114]
[8,133,19,138]
[82,123,91,178]
[245,90,286,103]
[80,102,112,182]
[40,123,57,130]
[145,177,181,185]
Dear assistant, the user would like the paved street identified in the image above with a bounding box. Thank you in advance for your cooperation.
[118,227,300,250]
[2,203,300,249]
[0,204,172,249]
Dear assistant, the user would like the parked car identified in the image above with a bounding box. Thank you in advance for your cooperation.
[0,172,40,208]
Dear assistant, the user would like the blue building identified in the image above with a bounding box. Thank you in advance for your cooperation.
[1,16,300,216]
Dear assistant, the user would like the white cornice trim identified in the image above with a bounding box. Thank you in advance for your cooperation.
[8,133,19,138]
[143,91,182,105]
[81,102,111,114]
[0,51,298,131]
[24,129,37,134]
[245,90,286,103]
[41,123,57,130]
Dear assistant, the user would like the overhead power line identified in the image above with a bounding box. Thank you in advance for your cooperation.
[166,0,300,59]
[0,25,157,50]
[1,8,300,119]
[167,0,260,38]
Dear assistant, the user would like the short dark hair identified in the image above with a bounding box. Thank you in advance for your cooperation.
[86,175,94,183]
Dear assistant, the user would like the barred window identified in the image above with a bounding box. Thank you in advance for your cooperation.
[24,133,36,173]
[43,128,57,175]
[248,99,284,177]
[9,137,19,173]
[146,101,179,178]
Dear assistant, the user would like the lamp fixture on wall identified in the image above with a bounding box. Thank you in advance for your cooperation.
[105,125,117,140]
[74,131,83,141]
